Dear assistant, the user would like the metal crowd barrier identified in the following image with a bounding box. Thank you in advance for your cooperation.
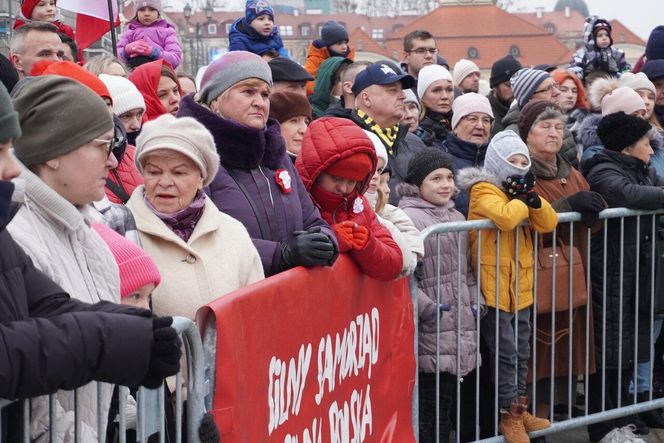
[410,207,664,443]
[0,316,207,443]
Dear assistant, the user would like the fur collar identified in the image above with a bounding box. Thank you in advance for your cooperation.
[456,166,502,192]
[396,182,420,199]
[577,112,602,149]
[177,95,286,170]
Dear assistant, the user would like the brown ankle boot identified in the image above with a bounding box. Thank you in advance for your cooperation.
[499,403,530,443]
[518,395,551,432]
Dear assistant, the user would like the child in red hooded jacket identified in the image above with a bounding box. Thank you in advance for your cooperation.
[295,117,402,281]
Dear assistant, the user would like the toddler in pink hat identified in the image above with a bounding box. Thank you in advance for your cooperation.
[93,223,161,309]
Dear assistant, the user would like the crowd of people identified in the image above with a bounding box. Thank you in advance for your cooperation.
[2,0,664,442]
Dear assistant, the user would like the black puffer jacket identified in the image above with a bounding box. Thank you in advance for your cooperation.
[582,150,664,369]
[0,181,155,438]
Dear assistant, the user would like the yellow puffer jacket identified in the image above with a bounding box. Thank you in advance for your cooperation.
[457,168,558,312]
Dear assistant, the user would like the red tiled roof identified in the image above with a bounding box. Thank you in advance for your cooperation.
[349,28,389,56]
[515,10,585,38]
[384,4,570,69]
[610,19,646,46]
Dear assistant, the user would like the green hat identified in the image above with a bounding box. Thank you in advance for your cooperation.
[0,83,21,143]
[12,76,112,167]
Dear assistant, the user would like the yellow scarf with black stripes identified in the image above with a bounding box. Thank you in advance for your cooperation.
[353,109,400,156]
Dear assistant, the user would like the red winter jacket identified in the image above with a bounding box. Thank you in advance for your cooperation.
[295,117,402,281]
[105,145,144,204]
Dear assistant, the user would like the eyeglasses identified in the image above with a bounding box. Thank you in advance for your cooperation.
[534,83,560,95]
[93,138,116,158]
[407,47,438,55]
[462,115,493,126]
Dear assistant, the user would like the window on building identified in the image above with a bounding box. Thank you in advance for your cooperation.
[300,24,311,37]
[544,23,556,34]
[509,45,520,58]
[371,28,384,39]
[225,22,232,34]
[279,25,293,36]
[467,46,479,59]
[620,32,626,42]
[207,23,217,34]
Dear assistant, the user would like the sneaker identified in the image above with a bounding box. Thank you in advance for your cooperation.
[499,403,530,443]
[618,425,647,442]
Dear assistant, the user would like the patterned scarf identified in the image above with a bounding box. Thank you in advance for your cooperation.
[144,190,206,243]
[353,109,400,155]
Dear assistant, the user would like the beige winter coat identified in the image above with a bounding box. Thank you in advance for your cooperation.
[9,167,120,442]
[127,186,264,319]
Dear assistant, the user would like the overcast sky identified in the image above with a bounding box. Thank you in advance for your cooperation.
[509,0,660,41]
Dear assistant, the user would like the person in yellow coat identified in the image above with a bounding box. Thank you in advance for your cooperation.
[457,130,558,443]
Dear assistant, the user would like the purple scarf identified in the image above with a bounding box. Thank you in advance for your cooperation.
[145,190,206,242]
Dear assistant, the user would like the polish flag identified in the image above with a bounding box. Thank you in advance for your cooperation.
[58,0,121,50]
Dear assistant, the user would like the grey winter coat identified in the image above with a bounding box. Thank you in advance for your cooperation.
[398,183,480,375]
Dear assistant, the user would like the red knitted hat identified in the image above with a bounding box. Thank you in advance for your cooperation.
[325,153,374,181]
[92,223,161,298]
[21,0,43,19]
[31,60,113,105]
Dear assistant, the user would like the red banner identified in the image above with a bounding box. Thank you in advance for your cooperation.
[197,255,416,443]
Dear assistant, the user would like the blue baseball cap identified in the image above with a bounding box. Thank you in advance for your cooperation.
[351,63,416,96]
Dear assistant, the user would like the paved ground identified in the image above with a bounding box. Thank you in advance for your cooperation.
[547,427,664,442]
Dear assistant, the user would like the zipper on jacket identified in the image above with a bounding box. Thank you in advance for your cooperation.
[331,197,348,223]
[258,166,275,207]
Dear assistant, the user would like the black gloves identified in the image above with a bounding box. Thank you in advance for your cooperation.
[280,227,336,270]
[140,317,182,389]
[502,172,536,198]
[199,412,220,443]
[566,190,607,227]
[516,191,542,209]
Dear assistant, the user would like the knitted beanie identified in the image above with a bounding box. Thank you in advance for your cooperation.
[403,88,420,110]
[600,86,645,116]
[510,68,551,108]
[517,100,565,142]
[92,223,161,298]
[32,60,113,105]
[364,130,388,168]
[405,147,454,187]
[12,76,113,167]
[199,51,272,105]
[99,74,146,116]
[417,64,453,100]
[619,72,656,95]
[20,0,41,18]
[646,26,664,61]
[0,83,21,143]
[490,54,523,89]
[450,92,494,130]
[641,60,664,82]
[133,0,162,15]
[135,114,220,187]
[320,21,348,47]
[592,19,613,46]
[326,153,374,181]
[269,91,312,123]
[597,111,652,152]
[269,57,314,82]
[483,130,531,183]
[453,59,480,87]
[245,0,273,24]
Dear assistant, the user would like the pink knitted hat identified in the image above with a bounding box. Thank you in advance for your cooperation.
[92,223,161,298]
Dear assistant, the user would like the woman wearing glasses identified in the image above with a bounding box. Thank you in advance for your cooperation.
[6,76,129,440]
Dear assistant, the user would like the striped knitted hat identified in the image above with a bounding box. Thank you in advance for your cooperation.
[510,68,551,108]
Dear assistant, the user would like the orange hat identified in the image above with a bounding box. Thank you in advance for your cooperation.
[31,60,113,106]
[325,153,374,181]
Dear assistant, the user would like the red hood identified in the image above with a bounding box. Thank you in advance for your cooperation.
[128,59,181,123]
[295,117,377,196]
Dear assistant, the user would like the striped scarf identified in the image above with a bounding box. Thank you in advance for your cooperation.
[353,109,400,156]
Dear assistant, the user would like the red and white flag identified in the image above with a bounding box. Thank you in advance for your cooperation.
[58,0,120,50]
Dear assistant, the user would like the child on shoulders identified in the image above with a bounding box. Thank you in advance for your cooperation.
[228,0,288,58]
[568,16,630,81]
[304,20,355,95]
